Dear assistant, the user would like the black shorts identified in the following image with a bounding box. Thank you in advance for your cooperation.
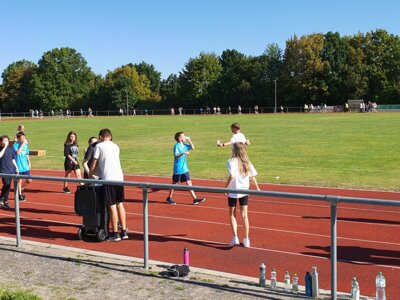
[64,159,80,171]
[172,172,191,183]
[102,185,125,206]
[228,196,249,207]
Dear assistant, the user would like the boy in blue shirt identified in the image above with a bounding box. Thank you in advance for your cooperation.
[13,132,32,201]
[166,132,205,205]
[0,135,19,209]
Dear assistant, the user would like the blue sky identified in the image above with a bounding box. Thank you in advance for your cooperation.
[1,0,399,79]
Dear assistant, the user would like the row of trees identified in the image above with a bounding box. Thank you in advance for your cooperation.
[1,29,400,112]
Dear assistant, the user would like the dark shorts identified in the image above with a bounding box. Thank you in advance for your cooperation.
[228,196,249,207]
[102,185,125,206]
[64,160,80,171]
[172,172,191,183]
[20,170,31,176]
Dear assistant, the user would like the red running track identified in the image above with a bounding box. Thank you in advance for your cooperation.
[0,169,399,298]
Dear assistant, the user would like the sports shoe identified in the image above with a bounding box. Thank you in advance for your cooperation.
[2,200,10,209]
[243,238,251,248]
[107,233,121,242]
[193,198,206,205]
[63,187,71,194]
[121,230,129,240]
[19,194,26,202]
[166,197,176,205]
[229,236,240,247]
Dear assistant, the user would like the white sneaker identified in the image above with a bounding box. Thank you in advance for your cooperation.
[229,236,240,247]
[243,238,250,248]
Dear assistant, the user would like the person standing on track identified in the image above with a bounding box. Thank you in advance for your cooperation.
[217,123,250,149]
[225,142,260,248]
[63,131,82,193]
[166,132,205,205]
[0,135,19,209]
[13,132,32,201]
[90,128,128,242]
[82,136,98,179]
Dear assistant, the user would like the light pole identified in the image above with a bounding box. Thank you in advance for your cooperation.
[126,90,129,116]
[273,79,277,114]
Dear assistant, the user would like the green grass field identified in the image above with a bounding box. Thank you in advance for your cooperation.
[1,112,399,191]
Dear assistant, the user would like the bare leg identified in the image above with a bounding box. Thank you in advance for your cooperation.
[117,202,127,230]
[168,182,176,198]
[186,180,197,199]
[229,206,238,237]
[240,205,249,239]
[64,171,71,188]
[74,169,83,185]
[108,204,119,232]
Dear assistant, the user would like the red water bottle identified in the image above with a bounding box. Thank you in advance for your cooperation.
[183,246,190,266]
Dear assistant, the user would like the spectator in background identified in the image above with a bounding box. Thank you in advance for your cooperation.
[238,105,242,115]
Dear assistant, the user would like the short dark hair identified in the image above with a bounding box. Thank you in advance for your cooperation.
[99,128,112,139]
[231,123,240,130]
[1,135,10,142]
[16,131,25,139]
[174,132,184,142]
[88,136,97,144]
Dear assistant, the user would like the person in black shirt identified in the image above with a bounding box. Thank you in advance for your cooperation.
[82,136,98,179]
[0,135,19,208]
[63,131,82,193]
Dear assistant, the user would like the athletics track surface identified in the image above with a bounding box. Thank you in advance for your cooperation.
[0,169,399,298]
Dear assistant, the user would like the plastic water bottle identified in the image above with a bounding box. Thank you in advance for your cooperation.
[183,246,190,266]
[305,271,312,296]
[270,269,277,289]
[311,266,319,297]
[375,272,386,300]
[259,263,266,287]
[284,271,291,292]
[351,277,360,300]
[292,273,299,294]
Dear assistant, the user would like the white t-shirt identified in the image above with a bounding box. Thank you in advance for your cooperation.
[226,158,257,198]
[230,132,247,146]
[93,141,124,181]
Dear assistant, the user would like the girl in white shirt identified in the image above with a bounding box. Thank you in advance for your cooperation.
[225,142,260,248]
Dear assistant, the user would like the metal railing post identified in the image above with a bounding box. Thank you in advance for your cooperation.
[14,178,21,247]
[143,186,149,269]
[328,196,339,300]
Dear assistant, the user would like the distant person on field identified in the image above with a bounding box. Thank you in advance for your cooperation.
[63,131,82,193]
[238,105,242,115]
[82,136,98,179]
[0,135,18,209]
[217,123,250,149]
[225,142,260,248]
[166,132,205,205]
[13,132,32,201]
[90,128,128,242]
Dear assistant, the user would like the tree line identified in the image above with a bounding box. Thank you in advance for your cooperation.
[1,29,399,112]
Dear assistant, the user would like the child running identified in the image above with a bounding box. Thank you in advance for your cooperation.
[166,132,205,205]
[225,142,260,248]
[13,132,32,201]
[63,131,82,193]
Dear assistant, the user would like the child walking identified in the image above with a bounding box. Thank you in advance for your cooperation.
[166,132,205,205]
[0,135,19,209]
[225,142,260,248]
[13,131,32,201]
[63,131,82,193]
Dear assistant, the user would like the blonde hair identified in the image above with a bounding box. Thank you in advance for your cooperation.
[232,142,250,176]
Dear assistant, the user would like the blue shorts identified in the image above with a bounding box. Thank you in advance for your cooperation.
[20,170,31,176]
[172,172,191,183]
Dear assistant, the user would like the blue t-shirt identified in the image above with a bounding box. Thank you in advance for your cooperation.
[13,142,30,172]
[0,146,16,174]
[173,143,191,175]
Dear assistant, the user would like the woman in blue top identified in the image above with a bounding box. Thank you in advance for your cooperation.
[63,131,82,193]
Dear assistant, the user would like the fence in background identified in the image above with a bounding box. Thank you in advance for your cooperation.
[1,173,399,299]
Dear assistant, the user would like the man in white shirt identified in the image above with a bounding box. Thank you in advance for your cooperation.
[90,128,128,242]
[217,123,250,148]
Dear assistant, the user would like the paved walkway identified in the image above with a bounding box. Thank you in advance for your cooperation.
[0,236,336,300]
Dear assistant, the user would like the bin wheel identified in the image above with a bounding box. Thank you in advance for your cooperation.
[77,228,84,240]
[97,229,106,241]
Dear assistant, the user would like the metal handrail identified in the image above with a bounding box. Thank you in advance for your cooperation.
[1,173,399,299]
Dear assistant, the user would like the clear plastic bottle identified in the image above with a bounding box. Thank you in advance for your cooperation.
[270,269,277,289]
[284,271,291,292]
[375,272,386,300]
[292,273,299,294]
[351,277,360,300]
